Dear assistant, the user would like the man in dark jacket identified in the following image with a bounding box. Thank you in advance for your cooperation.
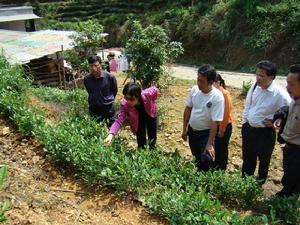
[84,55,117,127]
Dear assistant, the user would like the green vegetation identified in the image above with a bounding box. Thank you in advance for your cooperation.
[0,55,299,224]
[266,195,300,224]
[63,20,106,71]
[0,166,9,223]
[126,21,183,88]
[241,80,253,96]
[31,0,300,71]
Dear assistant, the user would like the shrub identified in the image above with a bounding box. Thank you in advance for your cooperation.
[266,195,300,224]
[125,21,183,88]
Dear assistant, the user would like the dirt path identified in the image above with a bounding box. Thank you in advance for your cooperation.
[0,118,167,225]
[169,64,287,89]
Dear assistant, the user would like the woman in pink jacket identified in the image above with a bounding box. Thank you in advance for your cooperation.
[104,82,159,149]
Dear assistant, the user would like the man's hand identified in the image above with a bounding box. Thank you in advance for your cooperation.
[205,144,215,161]
[104,134,114,146]
[262,118,275,129]
[181,131,187,141]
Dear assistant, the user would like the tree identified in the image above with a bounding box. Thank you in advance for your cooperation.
[125,21,184,88]
[65,20,106,70]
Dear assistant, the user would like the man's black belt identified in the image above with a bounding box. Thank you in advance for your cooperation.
[286,142,300,149]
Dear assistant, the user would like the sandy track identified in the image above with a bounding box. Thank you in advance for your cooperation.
[169,64,287,89]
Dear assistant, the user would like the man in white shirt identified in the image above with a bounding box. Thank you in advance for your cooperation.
[182,64,224,171]
[242,60,291,184]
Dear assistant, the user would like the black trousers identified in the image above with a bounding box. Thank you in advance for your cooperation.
[89,105,115,128]
[278,143,300,197]
[214,123,232,171]
[242,122,276,184]
[136,116,157,150]
[187,125,211,171]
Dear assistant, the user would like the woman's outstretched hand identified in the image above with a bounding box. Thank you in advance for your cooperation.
[104,134,114,146]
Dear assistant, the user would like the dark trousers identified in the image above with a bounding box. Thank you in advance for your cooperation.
[187,125,211,171]
[214,123,232,171]
[89,105,115,128]
[136,116,157,150]
[278,143,300,197]
[242,122,276,184]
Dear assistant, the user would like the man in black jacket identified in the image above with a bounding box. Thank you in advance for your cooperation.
[84,55,118,127]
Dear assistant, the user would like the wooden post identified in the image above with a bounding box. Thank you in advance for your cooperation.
[61,45,67,89]
[56,52,62,87]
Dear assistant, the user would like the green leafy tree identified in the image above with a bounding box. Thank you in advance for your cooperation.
[125,21,183,88]
[65,20,106,71]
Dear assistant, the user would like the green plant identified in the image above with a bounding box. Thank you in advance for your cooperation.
[0,166,9,223]
[125,21,183,88]
[197,171,263,207]
[64,20,107,71]
[241,80,253,96]
[266,195,300,224]
[71,20,106,57]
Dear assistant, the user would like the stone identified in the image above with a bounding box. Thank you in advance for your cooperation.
[2,127,10,135]
[32,156,40,164]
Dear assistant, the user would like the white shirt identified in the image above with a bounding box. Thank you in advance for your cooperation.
[186,86,224,131]
[117,55,129,71]
[242,81,291,127]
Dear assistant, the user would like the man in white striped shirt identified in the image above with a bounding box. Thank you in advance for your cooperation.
[242,60,291,184]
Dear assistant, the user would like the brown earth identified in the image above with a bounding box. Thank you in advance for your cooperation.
[0,75,285,224]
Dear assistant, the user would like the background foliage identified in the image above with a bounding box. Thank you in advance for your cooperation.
[21,0,300,71]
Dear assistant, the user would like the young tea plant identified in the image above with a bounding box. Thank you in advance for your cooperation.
[0,166,9,223]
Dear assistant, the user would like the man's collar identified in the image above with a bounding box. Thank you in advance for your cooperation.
[266,80,275,92]
[100,71,105,78]
[91,71,104,79]
[295,98,300,105]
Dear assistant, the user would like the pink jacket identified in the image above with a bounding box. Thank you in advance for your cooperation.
[109,59,118,72]
[109,86,158,135]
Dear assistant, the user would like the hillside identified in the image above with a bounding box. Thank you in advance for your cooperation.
[3,0,300,70]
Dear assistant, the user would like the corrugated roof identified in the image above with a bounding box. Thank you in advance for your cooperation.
[0,29,74,64]
[0,6,40,22]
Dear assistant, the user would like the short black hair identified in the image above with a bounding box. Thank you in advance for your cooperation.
[289,64,300,83]
[123,82,141,98]
[88,55,102,64]
[256,60,277,79]
[198,64,217,83]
